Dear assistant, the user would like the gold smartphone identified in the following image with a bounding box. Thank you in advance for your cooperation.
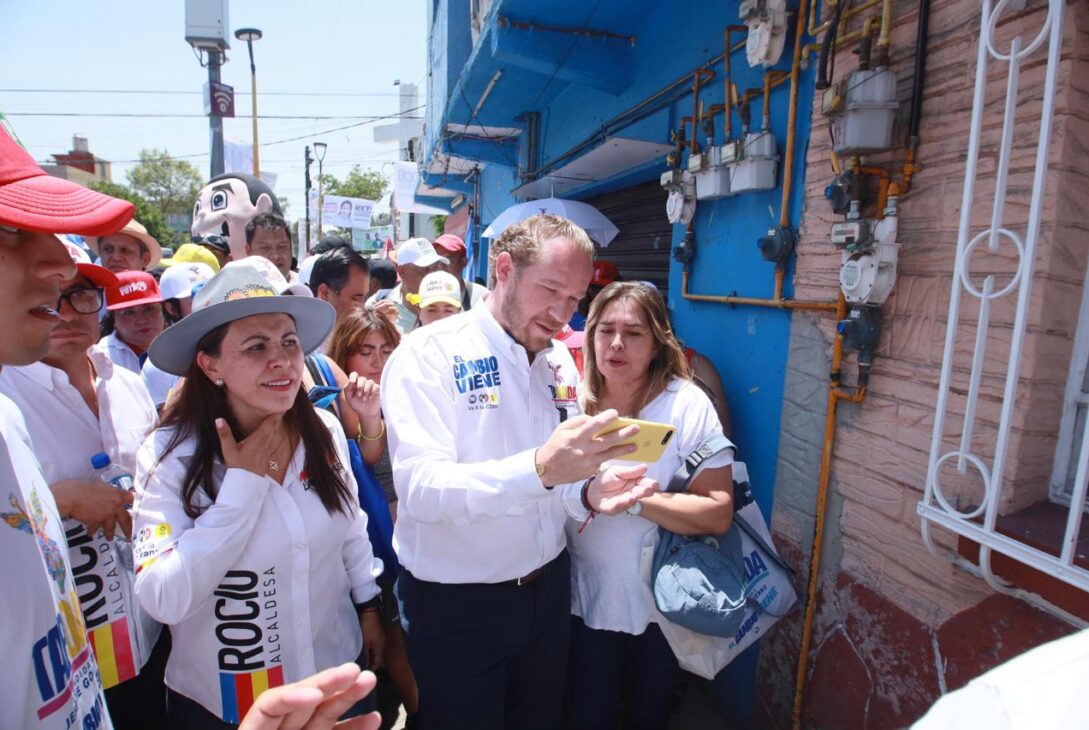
[595,417,676,463]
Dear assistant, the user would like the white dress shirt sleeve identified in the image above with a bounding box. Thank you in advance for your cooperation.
[383,340,553,526]
[132,433,274,625]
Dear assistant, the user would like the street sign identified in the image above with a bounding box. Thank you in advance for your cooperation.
[204,81,235,118]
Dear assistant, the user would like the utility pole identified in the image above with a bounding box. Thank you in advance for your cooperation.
[304,145,314,254]
[208,49,225,177]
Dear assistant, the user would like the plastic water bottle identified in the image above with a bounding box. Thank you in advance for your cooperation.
[91,452,135,571]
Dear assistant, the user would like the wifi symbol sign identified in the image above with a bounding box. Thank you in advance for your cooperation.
[206,81,235,118]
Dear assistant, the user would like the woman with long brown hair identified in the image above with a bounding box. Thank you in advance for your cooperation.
[567,281,735,730]
[131,264,383,729]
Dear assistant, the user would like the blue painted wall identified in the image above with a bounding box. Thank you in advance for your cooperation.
[428,0,819,722]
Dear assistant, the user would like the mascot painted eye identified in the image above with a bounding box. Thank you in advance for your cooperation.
[190,172,283,259]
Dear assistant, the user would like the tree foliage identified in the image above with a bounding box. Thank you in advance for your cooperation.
[125,149,203,218]
[320,165,388,202]
[88,181,176,248]
[430,215,447,237]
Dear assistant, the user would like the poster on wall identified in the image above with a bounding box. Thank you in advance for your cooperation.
[322,195,374,229]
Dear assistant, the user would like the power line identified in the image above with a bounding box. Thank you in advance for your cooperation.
[95,104,426,162]
[0,88,401,97]
[6,112,420,120]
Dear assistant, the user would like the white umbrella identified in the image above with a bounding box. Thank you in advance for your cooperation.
[482,197,620,247]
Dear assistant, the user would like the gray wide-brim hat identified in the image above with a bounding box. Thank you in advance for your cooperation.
[149,263,335,376]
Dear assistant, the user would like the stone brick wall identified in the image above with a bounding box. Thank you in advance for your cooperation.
[757,0,1088,726]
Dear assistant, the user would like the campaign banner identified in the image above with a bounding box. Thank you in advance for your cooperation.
[352,226,394,252]
[322,195,374,229]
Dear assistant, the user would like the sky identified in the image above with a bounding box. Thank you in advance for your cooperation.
[0,0,428,221]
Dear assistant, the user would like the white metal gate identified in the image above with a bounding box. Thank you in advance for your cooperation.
[917,0,1088,597]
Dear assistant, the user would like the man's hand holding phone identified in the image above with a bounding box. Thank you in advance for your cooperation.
[535,409,641,487]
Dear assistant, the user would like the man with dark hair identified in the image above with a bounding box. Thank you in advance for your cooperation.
[244,212,293,282]
[191,172,282,260]
[310,246,372,319]
[366,258,398,299]
[312,233,351,256]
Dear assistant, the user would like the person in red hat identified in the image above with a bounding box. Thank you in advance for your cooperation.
[567,259,620,332]
[0,238,167,729]
[432,233,489,311]
[0,115,134,730]
[95,270,166,373]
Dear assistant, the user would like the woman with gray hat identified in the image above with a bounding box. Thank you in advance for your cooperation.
[130,263,384,729]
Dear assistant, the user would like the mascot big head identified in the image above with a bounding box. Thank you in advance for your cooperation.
[191,172,283,259]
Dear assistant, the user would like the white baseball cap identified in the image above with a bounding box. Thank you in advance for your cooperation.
[396,237,449,268]
[159,262,215,300]
[416,271,462,309]
[297,254,317,287]
[224,256,313,297]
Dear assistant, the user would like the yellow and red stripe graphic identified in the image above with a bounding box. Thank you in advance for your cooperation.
[220,665,285,723]
[87,617,135,689]
[552,385,577,402]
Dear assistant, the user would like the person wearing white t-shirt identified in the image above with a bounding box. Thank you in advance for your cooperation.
[381,214,659,730]
[132,264,383,728]
[566,282,734,730]
[0,240,166,728]
[0,122,135,730]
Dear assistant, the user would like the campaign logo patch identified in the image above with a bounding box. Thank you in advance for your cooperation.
[453,354,501,411]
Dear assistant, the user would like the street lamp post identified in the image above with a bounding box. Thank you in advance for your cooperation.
[234,27,263,178]
[314,142,328,239]
[304,145,314,255]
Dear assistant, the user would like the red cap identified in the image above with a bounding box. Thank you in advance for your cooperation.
[105,270,163,311]
[0,124,134,236]
[590,260,620,287]
[433,233,467,254]
[57,236,119,289]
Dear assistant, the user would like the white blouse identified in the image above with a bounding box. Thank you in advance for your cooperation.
[132,409,381,723]
[566,379,733,635]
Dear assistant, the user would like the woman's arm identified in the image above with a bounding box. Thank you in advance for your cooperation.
[342,370,385,465]
[637,464,733,536]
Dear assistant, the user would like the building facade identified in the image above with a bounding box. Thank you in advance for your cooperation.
[423,0,1088,726]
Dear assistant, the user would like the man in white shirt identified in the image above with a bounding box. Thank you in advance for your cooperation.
[381,213,658,730]
[0,120,133,730]
[367,238,448,333]
[0,240,166,729]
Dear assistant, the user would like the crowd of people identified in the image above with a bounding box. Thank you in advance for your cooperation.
[1,120,741,730]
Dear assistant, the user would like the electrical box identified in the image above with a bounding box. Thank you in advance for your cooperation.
[728,131,778,193]
[694,145,733,200]
[740,0,788,67]
[828,68,898,155]
[185,0,230,51]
